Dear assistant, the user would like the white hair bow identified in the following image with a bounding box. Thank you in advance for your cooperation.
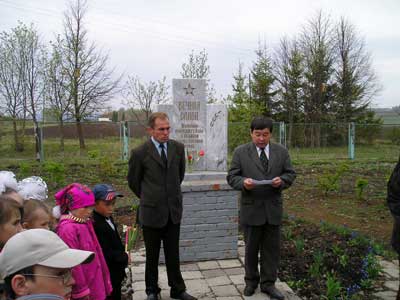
[0,171,18,195]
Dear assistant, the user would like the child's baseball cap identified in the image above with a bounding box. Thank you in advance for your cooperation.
[0,229,95,278]
[92,184,123,201]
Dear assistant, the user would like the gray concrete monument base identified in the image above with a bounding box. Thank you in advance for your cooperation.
[180,172,238,262]
[161,172,238,263]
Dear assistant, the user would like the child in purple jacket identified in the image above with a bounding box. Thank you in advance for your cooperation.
[55,183,112,300]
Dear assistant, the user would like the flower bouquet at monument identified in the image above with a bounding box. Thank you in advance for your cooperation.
[186,149,205,172]
[122,220,139,291]
[123,224,139,253]
[121,223,138,298]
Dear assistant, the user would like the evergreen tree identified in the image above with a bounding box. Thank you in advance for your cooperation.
[355,110,383,144]
[274,37,305,147]
[332,17,381,122]
[228,62,251,122]
[250,43,278,117]
[300,11,335,147]
[111,111,118,122]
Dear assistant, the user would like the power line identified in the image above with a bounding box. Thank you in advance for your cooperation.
[90,5,255,52]
[0,0,255,55]
[89,15,253,55]
[0,0,59,20]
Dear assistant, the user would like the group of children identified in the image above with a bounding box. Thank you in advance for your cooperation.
[0,171,129,300]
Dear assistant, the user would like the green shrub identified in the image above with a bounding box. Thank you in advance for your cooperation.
[318,174,340,194]
[360,278,373,289]
[309,251,324,279]
[332,244,343,256]
[318,163,349,195]
[355,111,383,145]
[87,149,100,159]
[363,252,382,280]
[18,162,32,178]
[388,127,400,145]
[294,237,305,254]
[339,254,349,268]
[355,178,368,200]
[348,234,369,248]
[370,241,386,256]
[324,272,342,300]
[42,161,65,188]
[228,122,249,154]
[99,156,117,179]
[283,227,293,240]
[287,279,306,291]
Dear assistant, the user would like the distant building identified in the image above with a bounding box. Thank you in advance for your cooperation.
[98,117,111,122]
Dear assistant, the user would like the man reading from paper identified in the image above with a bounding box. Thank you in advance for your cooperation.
[227,116,296,300]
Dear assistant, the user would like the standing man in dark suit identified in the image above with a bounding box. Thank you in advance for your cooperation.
[227,116,296,300]
[387,156,400,300]
[127,112,196,300]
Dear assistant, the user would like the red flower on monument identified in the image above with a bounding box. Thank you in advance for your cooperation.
[186,150,205,170]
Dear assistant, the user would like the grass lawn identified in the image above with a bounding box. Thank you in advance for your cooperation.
[285,161,395,245]
[1,135,399,298]
[1,134,399,245]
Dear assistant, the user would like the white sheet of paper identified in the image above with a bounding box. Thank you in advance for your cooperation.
[252,179,273,185]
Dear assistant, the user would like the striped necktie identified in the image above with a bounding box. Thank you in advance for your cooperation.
[259,148,268,171]
[159,143,167,165]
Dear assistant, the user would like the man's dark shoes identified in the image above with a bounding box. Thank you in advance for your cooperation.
[261,285,284,300]
[146,293,160,300]
[171,291,197,300]
[243,285,255,297]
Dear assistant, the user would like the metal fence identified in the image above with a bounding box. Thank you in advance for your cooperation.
[1,120,399,164]
[285,122,400,162]
[0,120,138,163]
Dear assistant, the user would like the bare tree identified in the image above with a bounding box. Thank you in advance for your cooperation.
[124,75,169,125]
[332,17,381,122]
[19,24,47,161]
[44,36,73,151]
[181,49,216,102]
[0,23,36,152]
[61,0,120,150]
[0,40,25,151]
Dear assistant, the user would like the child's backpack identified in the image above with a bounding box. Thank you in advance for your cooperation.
[387,157,400,216]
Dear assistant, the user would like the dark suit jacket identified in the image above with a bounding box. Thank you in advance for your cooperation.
[387,158,400,253]
[127,139,185,228]
[227,142,296,226]
[92,210,128,284]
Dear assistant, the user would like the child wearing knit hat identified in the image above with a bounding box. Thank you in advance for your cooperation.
[54,183,112,300]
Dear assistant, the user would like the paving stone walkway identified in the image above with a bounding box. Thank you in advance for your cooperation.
[130,242,301,300]
[129,245,400,300]
[373,258,400,300]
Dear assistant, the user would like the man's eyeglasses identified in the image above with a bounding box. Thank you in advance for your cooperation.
[24,271,72,285]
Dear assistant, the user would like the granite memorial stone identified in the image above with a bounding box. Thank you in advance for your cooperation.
[158,78,227,171]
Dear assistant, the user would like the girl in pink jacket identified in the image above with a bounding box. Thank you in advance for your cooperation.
[55,183,112,300]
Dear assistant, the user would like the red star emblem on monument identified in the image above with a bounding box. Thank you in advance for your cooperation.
[184,83,196,95]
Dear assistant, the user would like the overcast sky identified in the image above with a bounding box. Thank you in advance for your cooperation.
[1,0,399,109]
